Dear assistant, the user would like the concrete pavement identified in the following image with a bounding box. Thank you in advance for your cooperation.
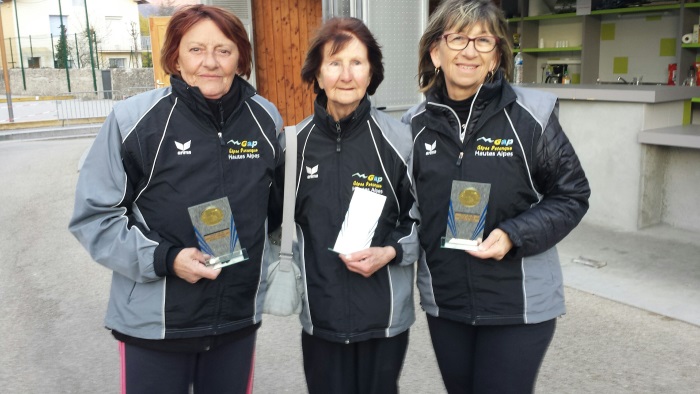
[1,133,698,393]
[0,95,112,125]
[558,222,700,327]
[257,220,700,393]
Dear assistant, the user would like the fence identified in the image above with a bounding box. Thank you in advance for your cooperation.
[54,87,152,120]
[1,34,150,94]
[0,68,154,98]
[0,87,153,123]
[4,33,107,71]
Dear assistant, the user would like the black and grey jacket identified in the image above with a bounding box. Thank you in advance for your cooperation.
[69,76,283,340]
[403,70,590,325]
[294,94,419,343]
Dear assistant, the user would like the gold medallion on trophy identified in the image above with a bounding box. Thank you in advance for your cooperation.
[200,206,224,226]
[459,187,480,208]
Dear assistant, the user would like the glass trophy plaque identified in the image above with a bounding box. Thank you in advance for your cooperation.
[441,181,491,251]
[188,197,248,269]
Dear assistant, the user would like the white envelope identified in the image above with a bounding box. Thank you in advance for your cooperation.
[332,188,387,254]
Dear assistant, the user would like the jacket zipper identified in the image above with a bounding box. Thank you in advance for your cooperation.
[217,101,225,146]
[456,152,464,166]
[335,122,342,152]
[464,92,480,324]
[214,99,226,332]
[438,97,480,323]
[430,87,482,167]
[336,121,351,343]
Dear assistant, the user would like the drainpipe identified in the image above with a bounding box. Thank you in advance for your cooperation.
[58,0,71,92]
[0,0,15,122]
[13,0,25,90]
[83,0,96,92]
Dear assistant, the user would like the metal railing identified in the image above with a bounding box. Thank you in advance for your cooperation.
[55,87,153,120]
[141,36,152,50]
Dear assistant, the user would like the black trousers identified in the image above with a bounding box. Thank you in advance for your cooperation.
[427,314,556,394]
[119,330,256,394]
[301,330,409,394]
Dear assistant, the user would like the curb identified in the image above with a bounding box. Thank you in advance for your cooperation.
[0,122,103,141]
[0,117,106,131]
[0,95,74,103]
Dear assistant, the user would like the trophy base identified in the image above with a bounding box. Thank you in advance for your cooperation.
[441,237,480,251]
[205,249,249,270]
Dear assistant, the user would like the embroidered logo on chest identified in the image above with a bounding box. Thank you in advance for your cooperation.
[425,141,437,156]
[175,140,191,155]
[306,165,319,179]
[227,139,260,160]
[351,172,384,195]
[475,136,514,158]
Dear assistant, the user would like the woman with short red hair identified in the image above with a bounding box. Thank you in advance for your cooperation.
[69,5,283,393]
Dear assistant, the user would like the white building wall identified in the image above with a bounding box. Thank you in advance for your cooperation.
[6,0,142,69]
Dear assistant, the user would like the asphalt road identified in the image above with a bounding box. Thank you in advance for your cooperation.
[1,137,698,393]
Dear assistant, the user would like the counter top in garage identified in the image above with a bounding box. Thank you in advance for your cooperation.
[519,84,700,103]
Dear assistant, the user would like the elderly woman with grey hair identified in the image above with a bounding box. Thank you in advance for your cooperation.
[294,16,419,394]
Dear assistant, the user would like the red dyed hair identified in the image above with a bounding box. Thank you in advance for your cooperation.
[161,5,252,78]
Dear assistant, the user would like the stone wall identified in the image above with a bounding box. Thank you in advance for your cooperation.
[0,68,155,97]
[109,68,156,96]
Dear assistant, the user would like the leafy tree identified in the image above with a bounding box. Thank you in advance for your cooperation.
[54,25,73,69]
[74,27,103,69]
[138,15,153,67]
[157,0,178,16]
[142,52,153,68]
[139,14,150,35]
[139,0,180,16]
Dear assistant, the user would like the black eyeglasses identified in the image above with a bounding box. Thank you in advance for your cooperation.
[442,33,499,53]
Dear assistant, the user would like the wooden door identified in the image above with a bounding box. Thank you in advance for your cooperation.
[252,0,323,125]
[149,16,171,88]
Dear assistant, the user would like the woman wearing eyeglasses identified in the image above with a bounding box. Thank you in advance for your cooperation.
[403,0,590,392]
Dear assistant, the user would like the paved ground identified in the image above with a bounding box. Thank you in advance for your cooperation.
[558,222,700,327]
[0,94,129,124]
[0,100,60,123]
[1,135,698,393]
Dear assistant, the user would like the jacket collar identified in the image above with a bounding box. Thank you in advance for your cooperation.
[170,74,257,126]
[424,69,517,139]
[313,91,372,138]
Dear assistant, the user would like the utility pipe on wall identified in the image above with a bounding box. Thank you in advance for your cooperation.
[58,0,71,92]
[13,0,25,90]
[83,0,96,92]
[0,0,14,122]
